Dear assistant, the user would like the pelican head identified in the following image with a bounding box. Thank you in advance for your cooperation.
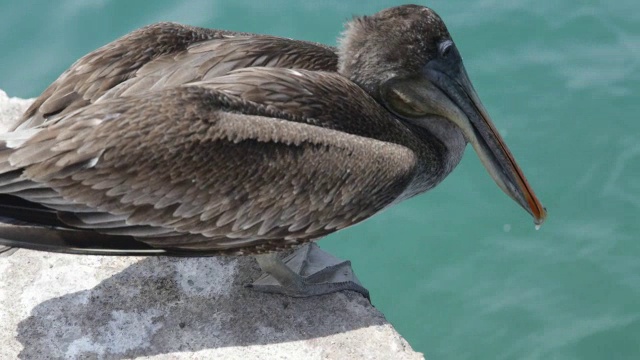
[339,5,546,225]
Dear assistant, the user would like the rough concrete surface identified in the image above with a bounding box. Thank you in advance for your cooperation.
[0,90,32,133]
[0,90,424,360]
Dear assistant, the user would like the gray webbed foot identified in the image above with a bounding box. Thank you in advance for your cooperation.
[248,243,370,301]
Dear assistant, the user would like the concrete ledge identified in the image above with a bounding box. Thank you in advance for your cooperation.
[0,90,423,359]
[0,89,32,133]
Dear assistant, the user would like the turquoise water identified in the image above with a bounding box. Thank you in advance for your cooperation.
[1,1,639,358]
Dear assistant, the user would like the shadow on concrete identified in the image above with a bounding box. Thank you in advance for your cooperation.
[16,256,381,359]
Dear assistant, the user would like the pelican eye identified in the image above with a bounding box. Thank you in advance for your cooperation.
[439,40,454,59]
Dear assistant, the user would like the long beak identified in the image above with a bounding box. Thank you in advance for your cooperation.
[424,63,547,225]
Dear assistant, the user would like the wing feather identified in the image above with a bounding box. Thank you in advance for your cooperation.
[5,84,416,252]
[14,25,337,131]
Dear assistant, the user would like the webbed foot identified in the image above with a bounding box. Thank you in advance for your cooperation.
[248,243,370,301]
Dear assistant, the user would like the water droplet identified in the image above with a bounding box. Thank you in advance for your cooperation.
[535,224,541,231]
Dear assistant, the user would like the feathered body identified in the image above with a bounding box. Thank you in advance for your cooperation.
[0,5,545,257]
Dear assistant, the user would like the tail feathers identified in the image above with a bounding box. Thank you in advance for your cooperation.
[0,194,167,256]
[0,195,219,257]
[0,221,222,257]
[0,221,168,256]
[0,222,220,257]
[0,194,68,228]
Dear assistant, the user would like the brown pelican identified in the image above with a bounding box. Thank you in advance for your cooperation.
[0,5,546,298]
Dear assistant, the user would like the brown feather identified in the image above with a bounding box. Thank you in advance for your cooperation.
[6,81,419,252]
[1,7,471,254]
